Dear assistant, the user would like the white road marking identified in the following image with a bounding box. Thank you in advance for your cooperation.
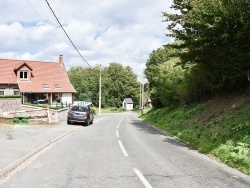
[134,168,153,188]
[119,117,123,125]
[118,140,128,156]
[117,117,123,129]
[116,130,119,137]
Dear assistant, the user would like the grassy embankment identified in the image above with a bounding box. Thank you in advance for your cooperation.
[140,91,250,175]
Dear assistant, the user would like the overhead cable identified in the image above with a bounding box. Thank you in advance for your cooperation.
[25,0,67,56]
[44,0,92,68]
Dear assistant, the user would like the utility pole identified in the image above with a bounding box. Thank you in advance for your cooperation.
[139,83,141,109]
[98,65,102,115]
[141,70,144,115]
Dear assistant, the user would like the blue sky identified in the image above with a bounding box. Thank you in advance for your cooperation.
[0,0,174,78]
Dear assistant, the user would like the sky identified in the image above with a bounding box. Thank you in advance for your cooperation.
[0,0,174,79]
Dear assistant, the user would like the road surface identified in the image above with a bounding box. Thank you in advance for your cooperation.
[1,112,250,188]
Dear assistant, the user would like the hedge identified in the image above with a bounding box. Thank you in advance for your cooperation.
[0,95,21,98]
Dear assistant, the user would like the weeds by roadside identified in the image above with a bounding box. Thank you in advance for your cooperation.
[140,99,250,175]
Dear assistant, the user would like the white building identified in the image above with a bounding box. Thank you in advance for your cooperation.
[122,98,133,110]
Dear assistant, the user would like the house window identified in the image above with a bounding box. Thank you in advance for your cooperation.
[54,84,61,88]
[14,90,20,95]
[43,84,49,88]
[0,90,4,95]
[20,71,28,80]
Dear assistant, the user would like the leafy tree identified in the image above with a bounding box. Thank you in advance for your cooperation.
[163,0,250,92]
[68,63,140,108]
[145,45,181,107]
[106,63,140,108]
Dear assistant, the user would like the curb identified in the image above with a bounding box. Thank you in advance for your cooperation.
[0,126,82,179]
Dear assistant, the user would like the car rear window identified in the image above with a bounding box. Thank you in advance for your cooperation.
[71,106,88,112]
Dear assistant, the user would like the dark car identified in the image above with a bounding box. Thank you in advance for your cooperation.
[67,105,94,126]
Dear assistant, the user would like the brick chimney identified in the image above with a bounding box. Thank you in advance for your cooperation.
[59,55,64,66]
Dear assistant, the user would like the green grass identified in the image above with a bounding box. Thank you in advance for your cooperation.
[99,107,128,113]
[140,102,250,175]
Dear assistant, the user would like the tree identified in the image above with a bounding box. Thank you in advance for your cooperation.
[163,0,250,92]
[145,45,181,107]
[68,63,140,108]
[106,62,140,108]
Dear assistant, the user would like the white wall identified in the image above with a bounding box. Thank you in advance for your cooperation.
[61,93,72,104]
[126,104,133,110]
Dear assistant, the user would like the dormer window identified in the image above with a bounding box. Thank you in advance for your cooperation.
[43,84,49,88]
[54,84,61,88]
[20,71,28,80]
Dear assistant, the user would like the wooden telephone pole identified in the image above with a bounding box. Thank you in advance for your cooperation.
[141,70,144,115]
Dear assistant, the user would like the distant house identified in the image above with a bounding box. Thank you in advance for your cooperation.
[0,55,76,104]
[122,98,133,110]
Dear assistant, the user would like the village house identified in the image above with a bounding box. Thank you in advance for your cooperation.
[122,98,134,110]
[0,55,76,105]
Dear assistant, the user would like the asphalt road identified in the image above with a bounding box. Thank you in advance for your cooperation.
[1,112,250,188]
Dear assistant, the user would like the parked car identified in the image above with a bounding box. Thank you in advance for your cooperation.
[67,105,94,126]
[32,99,46,104]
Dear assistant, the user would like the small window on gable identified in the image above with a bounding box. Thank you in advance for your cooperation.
[20,71,28,80]
[54,84,61,88]
[43,84,49,88]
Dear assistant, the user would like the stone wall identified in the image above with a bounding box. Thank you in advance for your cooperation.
[0,98,69,123]
[0,98,22,113]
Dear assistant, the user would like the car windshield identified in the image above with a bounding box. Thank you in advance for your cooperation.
[71,106,88,112]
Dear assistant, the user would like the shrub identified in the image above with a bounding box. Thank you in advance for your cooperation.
[0,95,21,98]
[110,107,118,111]
[118,107,126,112]
[13,118,21,123]
[90,107,97,115]
[21,118,28,123]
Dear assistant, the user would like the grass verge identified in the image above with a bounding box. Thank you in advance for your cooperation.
[140,99,250,175]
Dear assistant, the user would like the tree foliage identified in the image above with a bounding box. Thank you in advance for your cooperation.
[163,0,250,92]
[145,0,250,107]
[68,63,140,108]
[145,44,184,107]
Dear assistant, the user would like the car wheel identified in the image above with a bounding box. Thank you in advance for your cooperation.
[84,119,90,126]
[90,117,94,124]
[67,119,71,124]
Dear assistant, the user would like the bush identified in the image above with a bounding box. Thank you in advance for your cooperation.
[13,118,21,123]
[90,107,97,115]
[110,107,118,111]
[0,95,21,98]
[21,118,28,123]
[118,107,126,112]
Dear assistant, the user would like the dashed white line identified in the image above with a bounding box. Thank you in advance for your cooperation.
[116,130,119,137]
[134,168,153,188]
[118,140,128,156]
[117,117,123,129]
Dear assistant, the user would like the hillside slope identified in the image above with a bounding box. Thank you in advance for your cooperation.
[140,90,250,174]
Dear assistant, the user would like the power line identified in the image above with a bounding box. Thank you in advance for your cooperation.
[25,0,67,56]
[44,0,92,68]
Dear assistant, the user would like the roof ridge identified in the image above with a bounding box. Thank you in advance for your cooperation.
[0,58,58,64]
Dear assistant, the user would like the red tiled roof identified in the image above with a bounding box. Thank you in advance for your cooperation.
[0,58,76,93]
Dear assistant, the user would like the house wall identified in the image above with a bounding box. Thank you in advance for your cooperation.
[0,84,19,95]
[126,104,133,110]
[61,93,73,105]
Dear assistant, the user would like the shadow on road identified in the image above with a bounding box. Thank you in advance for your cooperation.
[130,119,190,149]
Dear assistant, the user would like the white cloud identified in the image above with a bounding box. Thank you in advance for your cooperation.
[0,0,174,79]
